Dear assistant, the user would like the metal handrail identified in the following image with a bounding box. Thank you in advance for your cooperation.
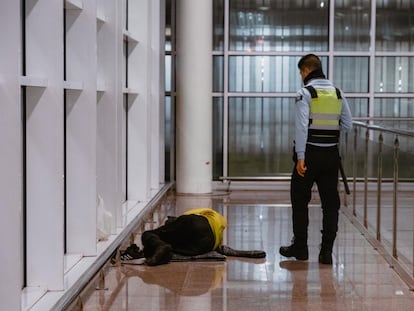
[352,120,414,137]
[344,120,414,289]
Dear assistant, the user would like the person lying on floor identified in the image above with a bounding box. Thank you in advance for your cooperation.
[122,208,266,266]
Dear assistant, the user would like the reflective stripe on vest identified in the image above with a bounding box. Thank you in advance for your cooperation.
[305,85,342,144]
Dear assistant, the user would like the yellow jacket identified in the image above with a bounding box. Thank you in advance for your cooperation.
[183,208,227,250]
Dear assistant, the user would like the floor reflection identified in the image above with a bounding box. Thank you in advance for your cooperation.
[123,262,225,297]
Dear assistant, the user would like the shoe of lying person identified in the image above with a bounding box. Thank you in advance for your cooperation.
[119,243,146,265]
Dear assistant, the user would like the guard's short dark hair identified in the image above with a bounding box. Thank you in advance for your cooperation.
[298,54,322,71]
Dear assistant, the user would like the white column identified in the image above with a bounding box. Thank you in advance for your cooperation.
[175,195,213,215]
[176,0,213,194]
[0,1,22,309]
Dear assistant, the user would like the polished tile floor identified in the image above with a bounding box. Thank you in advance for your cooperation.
[75,190,414,311]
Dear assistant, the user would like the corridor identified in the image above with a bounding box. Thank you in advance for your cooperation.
[72,190,414,311]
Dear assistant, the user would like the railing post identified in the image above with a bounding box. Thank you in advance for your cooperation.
[352,127,358,216]
[95,269,108,291]
[376,133,383,241]
[363,129,369,228]
[342,132,349,206]
[392,135,399,258]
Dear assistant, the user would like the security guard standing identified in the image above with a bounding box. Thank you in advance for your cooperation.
[280,54,353,264]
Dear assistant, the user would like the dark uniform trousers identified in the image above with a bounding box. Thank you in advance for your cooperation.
[290,144,340,249]
[142,214,215,258]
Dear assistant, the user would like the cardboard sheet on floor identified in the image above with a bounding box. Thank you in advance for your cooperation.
[171,251,226,262]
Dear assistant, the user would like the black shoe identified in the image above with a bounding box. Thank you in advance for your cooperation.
[279,244,308,260]
[146,244,173,266]
[318,248,332,265]
[120,244,144,261]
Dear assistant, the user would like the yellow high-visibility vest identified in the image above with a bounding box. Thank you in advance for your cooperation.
[305,85,342,144]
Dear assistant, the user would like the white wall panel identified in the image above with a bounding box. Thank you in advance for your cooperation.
[64,0,98,256]
[25,0,65,290]
[0,0,166,308]
[0,2,23,310]
[126,0,151,201]
[96,0,124,233]
[151,0,166,192]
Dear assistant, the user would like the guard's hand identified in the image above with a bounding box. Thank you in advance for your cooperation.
[296,159,307,177]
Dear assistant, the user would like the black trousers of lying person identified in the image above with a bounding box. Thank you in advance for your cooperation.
[142,213,216,266]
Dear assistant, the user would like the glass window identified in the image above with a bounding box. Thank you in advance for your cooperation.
[333,57,369,93]
[229,56,328,93]
[374,98,414,119]
[375,57,414,93]
[165,96,172,181]
[213,0,224,51]
[213,97,223,179]
[229,56,295,93]
[373,98,414,143]
[165,0,172,52]
[165,55,171,92]
[347,98,369,119]
[228,97,294,176]
[229,0,329,52]
[334,0,371,51]
[211,0,414,179]
[376,0,414,51]
[213,56,224,92]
